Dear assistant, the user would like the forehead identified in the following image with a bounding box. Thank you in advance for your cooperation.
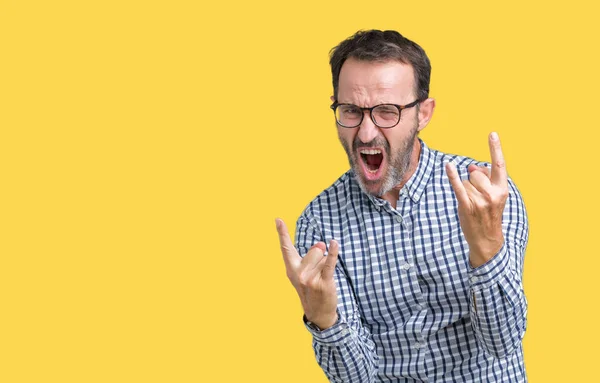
[338,58,415,102]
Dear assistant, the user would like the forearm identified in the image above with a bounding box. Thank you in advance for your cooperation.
[307,312,379,383]
[468,242,527,359]
[295,213,379,381]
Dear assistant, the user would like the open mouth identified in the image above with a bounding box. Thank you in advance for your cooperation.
[359,149,384,174]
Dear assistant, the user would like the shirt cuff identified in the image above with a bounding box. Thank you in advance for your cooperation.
[468,242,510,291]
[303,313,352,346]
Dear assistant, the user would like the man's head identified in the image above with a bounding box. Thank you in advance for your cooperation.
[329,30,435,197]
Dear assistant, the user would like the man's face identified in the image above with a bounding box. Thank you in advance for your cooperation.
[336,58,421,197]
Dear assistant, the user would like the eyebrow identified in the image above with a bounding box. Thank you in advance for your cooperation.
[337,101,396,106]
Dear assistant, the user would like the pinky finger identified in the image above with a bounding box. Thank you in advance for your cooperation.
[322,240,339,280]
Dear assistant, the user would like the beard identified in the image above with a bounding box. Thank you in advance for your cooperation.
[340,121,419,197]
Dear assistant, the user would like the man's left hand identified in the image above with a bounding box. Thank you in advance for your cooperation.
[445,132,509,268]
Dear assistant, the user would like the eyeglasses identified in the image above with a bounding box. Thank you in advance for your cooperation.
[330,100,421,128]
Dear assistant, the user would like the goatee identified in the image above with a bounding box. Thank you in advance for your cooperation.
[341,125,418,197]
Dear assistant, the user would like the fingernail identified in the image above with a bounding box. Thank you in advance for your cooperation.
[491,132,499,141]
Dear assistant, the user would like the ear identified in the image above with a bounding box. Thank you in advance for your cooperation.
[417,98,435,132]
[330,95,335,103]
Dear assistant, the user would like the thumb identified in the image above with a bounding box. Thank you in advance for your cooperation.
[468,163,491,178]
[310,242,327,253]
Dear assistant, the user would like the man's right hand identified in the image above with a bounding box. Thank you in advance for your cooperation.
[275,218,339,330]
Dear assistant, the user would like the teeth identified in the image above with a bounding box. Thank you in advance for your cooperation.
[360,149,382,155]
[366,168,378,174]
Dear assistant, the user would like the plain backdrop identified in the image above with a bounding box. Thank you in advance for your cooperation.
[1,1,599,381]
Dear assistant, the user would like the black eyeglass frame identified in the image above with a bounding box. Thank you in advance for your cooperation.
[330,99,421,128]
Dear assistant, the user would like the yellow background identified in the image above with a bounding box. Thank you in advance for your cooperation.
[1,0,598,381]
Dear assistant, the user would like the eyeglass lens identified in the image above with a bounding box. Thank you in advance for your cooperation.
[335,104,400,128]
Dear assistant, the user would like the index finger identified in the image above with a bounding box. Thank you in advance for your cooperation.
[275,218,301,269]
[489,132,508,187]
[445,161,469,206]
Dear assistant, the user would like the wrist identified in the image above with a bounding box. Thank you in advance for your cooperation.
[469,238,504,268]
[305,312,338,331]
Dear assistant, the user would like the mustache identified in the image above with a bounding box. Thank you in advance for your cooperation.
[352,136,390,154]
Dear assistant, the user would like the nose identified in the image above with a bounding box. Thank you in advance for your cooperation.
[357,111,380,143]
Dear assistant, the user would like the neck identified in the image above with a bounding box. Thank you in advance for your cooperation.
[381,139,422,209]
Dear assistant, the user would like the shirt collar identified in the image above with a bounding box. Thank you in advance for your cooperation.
[363,139,435,206]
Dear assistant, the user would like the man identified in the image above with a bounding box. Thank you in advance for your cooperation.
[275,30,528,382]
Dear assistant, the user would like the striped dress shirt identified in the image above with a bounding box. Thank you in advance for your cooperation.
[295,140,528,382]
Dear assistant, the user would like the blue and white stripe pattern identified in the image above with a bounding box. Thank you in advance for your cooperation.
[295,140,528,382]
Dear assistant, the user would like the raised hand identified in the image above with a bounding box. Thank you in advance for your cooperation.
[275,218,339,329]
[445,132,509,268]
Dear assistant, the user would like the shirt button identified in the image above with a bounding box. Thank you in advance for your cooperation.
[414,342,423,349]
[471,276,479,284]
[400,262,411,270]
[396,215,403,223]
[415,304,423,311]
